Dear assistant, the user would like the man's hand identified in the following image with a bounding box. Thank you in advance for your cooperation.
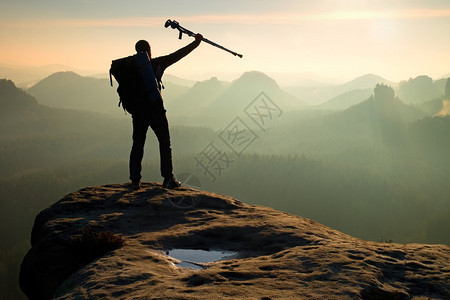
[195,33,203,42]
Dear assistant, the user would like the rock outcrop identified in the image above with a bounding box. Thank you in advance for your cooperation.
[20,183,449,299]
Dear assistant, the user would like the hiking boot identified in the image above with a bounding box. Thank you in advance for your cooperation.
[131,181,141,190]
[163,176,181,189]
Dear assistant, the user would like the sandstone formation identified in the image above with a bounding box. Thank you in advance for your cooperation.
[20,183,450,299]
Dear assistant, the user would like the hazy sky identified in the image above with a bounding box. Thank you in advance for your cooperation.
[1,0,449,83]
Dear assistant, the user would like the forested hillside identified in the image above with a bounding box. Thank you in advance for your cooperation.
[1,76,449,299]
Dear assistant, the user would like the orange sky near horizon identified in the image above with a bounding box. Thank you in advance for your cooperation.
[1,1,449,84]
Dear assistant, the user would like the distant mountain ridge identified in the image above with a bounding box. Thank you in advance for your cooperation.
[0,78,123,139]
[199,71,304,125]
[165,76,229,116]
[17,70,450,124]
[340,73,393,91]
[396,75,442,104]
[163,74,197,87]
[27,71,123,117]
[324,85,426,136]
[25,70,306,125]
[285,73,393,105]
[0,63,99,88]
[255,84,431,158]
[0,79,39,112]
[317,88,373,110]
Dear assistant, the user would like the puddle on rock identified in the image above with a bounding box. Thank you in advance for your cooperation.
[165,249,237,269]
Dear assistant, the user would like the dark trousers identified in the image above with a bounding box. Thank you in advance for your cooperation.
[129,110,173,182]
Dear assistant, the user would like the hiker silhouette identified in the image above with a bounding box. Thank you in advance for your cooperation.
[129,34,202,190]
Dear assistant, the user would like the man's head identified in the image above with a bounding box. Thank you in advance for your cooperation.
[135,40,151,57]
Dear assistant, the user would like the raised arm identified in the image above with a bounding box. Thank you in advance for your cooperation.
[156,34,202,70]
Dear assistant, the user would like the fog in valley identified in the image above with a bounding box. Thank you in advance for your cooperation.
[1,69,450,298]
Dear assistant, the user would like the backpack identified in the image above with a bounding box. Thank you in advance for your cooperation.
[109,52,162,114]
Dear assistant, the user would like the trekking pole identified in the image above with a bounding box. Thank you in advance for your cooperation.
[164,19,243,58]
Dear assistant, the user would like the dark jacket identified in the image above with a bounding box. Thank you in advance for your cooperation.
[119,39,200,116]
[152,39,201,91]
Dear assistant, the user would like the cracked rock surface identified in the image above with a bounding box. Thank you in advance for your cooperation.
[20,183,450,299]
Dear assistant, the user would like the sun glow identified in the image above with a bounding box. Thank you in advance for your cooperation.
[436,100,450,116]
[0,2,449,83]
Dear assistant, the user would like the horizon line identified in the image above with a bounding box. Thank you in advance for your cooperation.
[2,63,449,86]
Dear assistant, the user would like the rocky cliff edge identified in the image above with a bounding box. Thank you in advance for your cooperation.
[20,183,450,299]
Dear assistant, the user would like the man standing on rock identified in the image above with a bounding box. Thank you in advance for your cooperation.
[129,34,202,190]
